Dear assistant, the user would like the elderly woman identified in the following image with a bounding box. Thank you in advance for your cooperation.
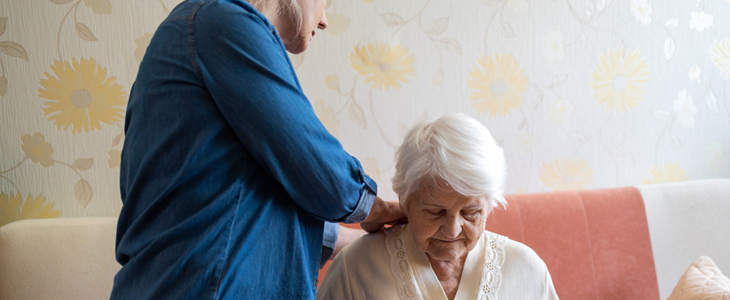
[317,113,558,300]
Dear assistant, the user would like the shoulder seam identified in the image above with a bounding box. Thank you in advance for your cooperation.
[188,0,212,79]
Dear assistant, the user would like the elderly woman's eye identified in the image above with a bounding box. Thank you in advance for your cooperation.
[463,211,480,218]
[427,209,443,216]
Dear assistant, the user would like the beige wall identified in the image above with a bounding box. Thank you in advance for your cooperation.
[1,0,729,225]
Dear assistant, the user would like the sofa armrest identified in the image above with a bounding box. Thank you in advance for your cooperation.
[0,217,121,300]
[638,178,730,300]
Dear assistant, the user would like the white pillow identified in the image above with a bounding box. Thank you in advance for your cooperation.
[667,256,730,300]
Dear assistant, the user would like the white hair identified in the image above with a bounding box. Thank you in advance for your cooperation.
[391,113,507,212]
[247,0,303,34]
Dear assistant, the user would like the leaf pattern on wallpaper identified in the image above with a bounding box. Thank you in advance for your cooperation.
[348,99,367,129]
[652,110,671,121]
[426,18,448,36]
[500,19,516,38]
[2,133,96,209]
[112,132,123,146]
[74,179,93,208]
[0,41,29,61]
[669,135,683,149]
[706,90,718,114]
[71,158,93,171]
[664,39,675,61]
[664,19,679,29]
[75,22,97,41]
[380,13,404,27]
[55,0,111,59]
[437,38,462,55]
[0,18,30,97]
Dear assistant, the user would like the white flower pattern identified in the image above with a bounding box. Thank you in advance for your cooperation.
[689,11,713,32]
[673,89,697,128]
[631,0,652,25]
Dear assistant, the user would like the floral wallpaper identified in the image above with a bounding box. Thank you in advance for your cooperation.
[1,0,728,224]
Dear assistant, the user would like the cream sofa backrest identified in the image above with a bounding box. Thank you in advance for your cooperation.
[638,178,730,299]
[0,217,120,300]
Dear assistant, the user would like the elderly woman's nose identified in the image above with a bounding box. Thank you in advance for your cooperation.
[441,215,462,238]
[318,14,328,30]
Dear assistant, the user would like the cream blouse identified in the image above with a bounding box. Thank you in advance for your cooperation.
[317,224,559,300]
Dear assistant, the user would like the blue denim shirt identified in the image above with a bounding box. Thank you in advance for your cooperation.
[112,0,376,299]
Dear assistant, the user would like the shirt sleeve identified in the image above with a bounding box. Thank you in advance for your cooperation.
[192,1,376,223]
[320,222,340,268]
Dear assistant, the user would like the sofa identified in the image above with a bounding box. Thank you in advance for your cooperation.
[1,179,728,299]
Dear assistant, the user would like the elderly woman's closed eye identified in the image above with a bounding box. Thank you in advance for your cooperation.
[317,113,559,300]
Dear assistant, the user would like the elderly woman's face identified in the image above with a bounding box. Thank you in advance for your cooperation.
[278,0,328,54]
[405,183,488,262]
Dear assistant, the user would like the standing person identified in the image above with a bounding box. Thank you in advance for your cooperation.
[111,0,404,299]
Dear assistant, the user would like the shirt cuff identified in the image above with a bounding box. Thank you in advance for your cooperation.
[340,159,378,224]
[320,222,340,268]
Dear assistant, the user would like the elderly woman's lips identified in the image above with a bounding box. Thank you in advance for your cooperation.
[435,239,459,243]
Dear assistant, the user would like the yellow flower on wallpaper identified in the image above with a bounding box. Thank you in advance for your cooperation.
[313,99,340,137]
[0,193,60,228]
[350,43,415,90]
[38,58,126,134]
[467,53,529,118]
[538,159,594,191]
[641,163,689,184]
[20,133,54,167]
[710,39,730,80]
[590,47,650,113]
[83,0,111,15]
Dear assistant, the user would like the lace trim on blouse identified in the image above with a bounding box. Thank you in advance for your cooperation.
[385,226,424,300]
[476,232,507,300]
[385,227,507,300]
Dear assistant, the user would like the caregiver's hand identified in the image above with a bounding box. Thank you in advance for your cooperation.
[360,196,407,233]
